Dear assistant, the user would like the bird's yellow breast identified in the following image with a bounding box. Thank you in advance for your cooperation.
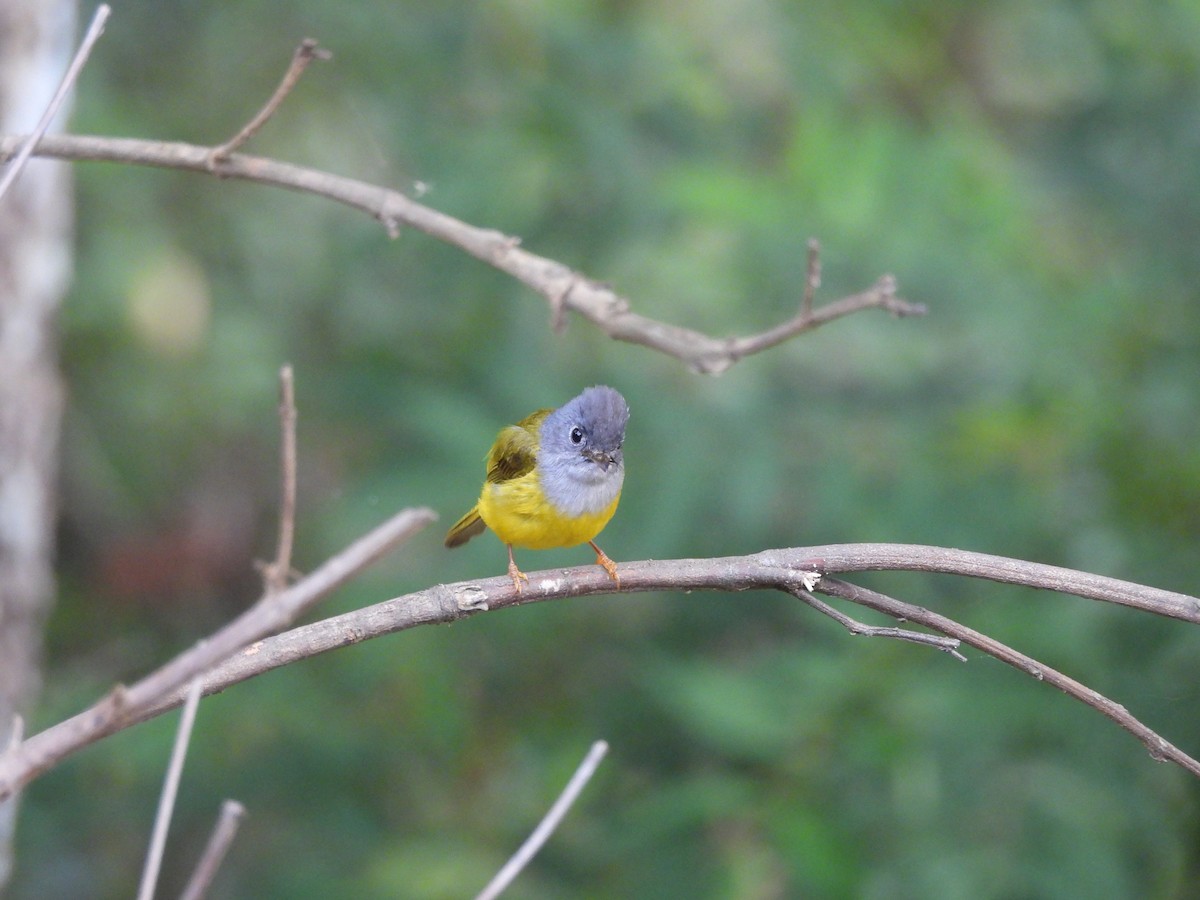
[477,471,620,550]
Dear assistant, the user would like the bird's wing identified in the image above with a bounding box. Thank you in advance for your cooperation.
[444,507,486,548]
[485,408,550,484]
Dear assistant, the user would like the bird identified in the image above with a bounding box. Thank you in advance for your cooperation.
[445,385,629,592]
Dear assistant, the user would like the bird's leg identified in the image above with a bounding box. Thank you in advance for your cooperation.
[588,540,620,588]
[506,544,529,593]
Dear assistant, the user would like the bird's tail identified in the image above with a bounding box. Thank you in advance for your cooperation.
[444,507,487,548]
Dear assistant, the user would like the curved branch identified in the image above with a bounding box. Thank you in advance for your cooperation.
[3,542,1196,798]
[0,133,925,373]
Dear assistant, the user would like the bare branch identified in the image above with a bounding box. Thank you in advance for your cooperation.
[207,39,331,166]
[0,505,435,801]
[258,365,297,594]
[3,543,1182,790]
[475,740,609,900]
[724,274,918,364]
[0,133,925,373]
[0,5,110,201]
[137,678,202,900]
[790,586,967,661]
[179,800,246,900]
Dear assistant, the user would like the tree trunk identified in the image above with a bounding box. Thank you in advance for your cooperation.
[0,0,75,887]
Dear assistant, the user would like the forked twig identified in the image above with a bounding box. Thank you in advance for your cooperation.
[722,273,913,367]
[791,586,967,661]
[475,740,610,900]
[179,799,246,900]
[0,4,110,202]
[207,38,331,166]
[137,678,203,900]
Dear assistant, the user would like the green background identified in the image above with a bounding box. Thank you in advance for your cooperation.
[14,1,1200,897]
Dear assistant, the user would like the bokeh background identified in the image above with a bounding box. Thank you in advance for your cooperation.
[12,1,1200,897]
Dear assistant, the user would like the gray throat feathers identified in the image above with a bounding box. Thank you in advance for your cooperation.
[538,460,624,518]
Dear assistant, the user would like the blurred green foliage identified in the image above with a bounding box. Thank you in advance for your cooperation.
[12,0,1200,897]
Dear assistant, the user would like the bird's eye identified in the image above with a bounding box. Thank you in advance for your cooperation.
[569,426,584,444]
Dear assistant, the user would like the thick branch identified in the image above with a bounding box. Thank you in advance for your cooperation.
[3,543,1194,796]
[0,133,925,373]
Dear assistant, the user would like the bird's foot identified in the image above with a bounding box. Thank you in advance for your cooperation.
[589,541,620,588]
[506,545,530,593]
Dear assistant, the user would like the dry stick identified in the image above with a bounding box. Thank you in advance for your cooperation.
[207,38,331,166]
[0,4,110,201]
[137,679,203,900]
[813,577,1200,776]
[259,365,297,593]
[475,741,610,900]
[178,800,246,900]
[0,505,435,801]
[0,133,925,375]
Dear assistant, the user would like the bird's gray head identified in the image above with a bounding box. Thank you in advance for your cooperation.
[538,386,629,516]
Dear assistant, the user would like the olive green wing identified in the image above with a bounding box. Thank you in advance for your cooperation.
[444,506,486,548]
[485,408,550,484]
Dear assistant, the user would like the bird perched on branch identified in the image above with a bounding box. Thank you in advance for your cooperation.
[445,386,629,592]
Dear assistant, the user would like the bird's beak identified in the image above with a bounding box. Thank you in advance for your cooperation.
[583,448,619,471]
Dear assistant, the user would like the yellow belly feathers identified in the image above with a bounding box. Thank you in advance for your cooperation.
[477,470,620,550]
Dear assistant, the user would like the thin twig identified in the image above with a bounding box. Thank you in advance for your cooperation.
[207,39,331,166]
[0,133,924,374]
[475,740,609,900]
[791,587,967,661]
[0,4,110,202]
[137,678,203,900]
[724,273,914,366]
[800,237,821,318]
[178,799,246,900]
[259,365,297,594]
